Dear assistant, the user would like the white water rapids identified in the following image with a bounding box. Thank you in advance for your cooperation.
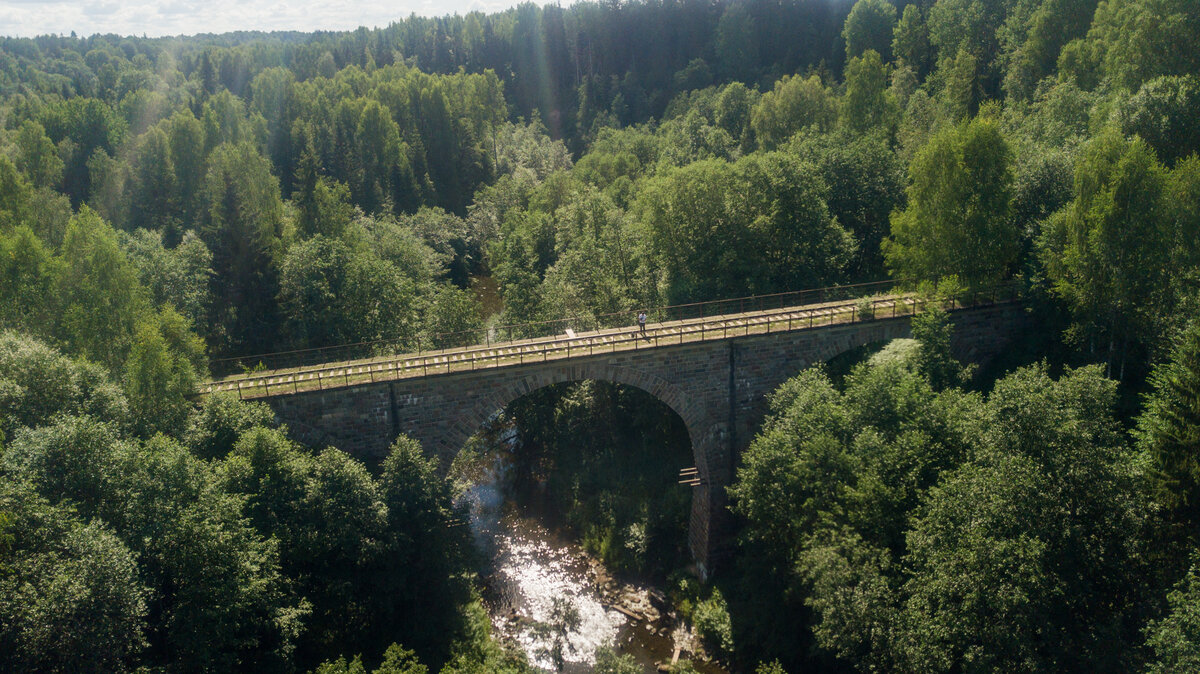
[460,464,627,672]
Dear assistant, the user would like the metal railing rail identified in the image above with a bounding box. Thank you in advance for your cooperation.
[207,278,919,377]
[202,282,1018,400]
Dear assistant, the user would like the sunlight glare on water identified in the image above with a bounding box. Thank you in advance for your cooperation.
[500,532,626,671]
[461,461,627,672]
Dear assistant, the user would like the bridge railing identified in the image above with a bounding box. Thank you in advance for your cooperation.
[204,281,1019,400]
[209,278,911,377]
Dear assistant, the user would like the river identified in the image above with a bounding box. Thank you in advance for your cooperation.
[458,459,728,674]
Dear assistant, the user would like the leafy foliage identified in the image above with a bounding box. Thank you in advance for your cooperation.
[730,353,1152,672]
[277,234,419,350]
[637,151,854,303]
[0,1,1198,672]
[1145,556,1200,673]
[885,112,1017,285]
[1140,323,1200,523]
[0,483,148,674]
[0,331,128,439]
[1038,130,1187,378]
[843,0,898,62]
[1114,75,1200,168]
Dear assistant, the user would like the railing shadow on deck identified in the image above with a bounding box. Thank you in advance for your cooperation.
[211,276,1019,377]
[211,278,920,378]
[203,280,1020,400]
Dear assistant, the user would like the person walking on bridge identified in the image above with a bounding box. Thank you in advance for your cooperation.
[637,310,647,337]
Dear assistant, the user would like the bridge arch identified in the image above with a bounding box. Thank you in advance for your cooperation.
[429,362,724,571]
[435,363,706,470]
[400,357,729,570]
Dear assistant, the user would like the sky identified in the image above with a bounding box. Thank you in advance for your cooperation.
[0,0,568,39]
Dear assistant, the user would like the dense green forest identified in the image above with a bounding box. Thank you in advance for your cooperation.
[2,0,1200,671]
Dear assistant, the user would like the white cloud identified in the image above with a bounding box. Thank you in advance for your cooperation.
[0,0,569,38]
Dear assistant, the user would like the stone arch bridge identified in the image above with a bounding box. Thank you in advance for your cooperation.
[204,289,1025,575]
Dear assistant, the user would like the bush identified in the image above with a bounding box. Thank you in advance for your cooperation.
[183,392,276,460]
[855,295,876,320]
[594,647,641,674]
[917,274,967,309]
[669,573,702,621]
[0,483,148,673]
[0,331,128,438]
[693,588,734,657]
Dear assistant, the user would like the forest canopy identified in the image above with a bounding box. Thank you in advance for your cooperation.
[2,0,1200,671]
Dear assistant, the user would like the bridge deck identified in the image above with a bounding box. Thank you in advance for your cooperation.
[203,287,1015,399]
